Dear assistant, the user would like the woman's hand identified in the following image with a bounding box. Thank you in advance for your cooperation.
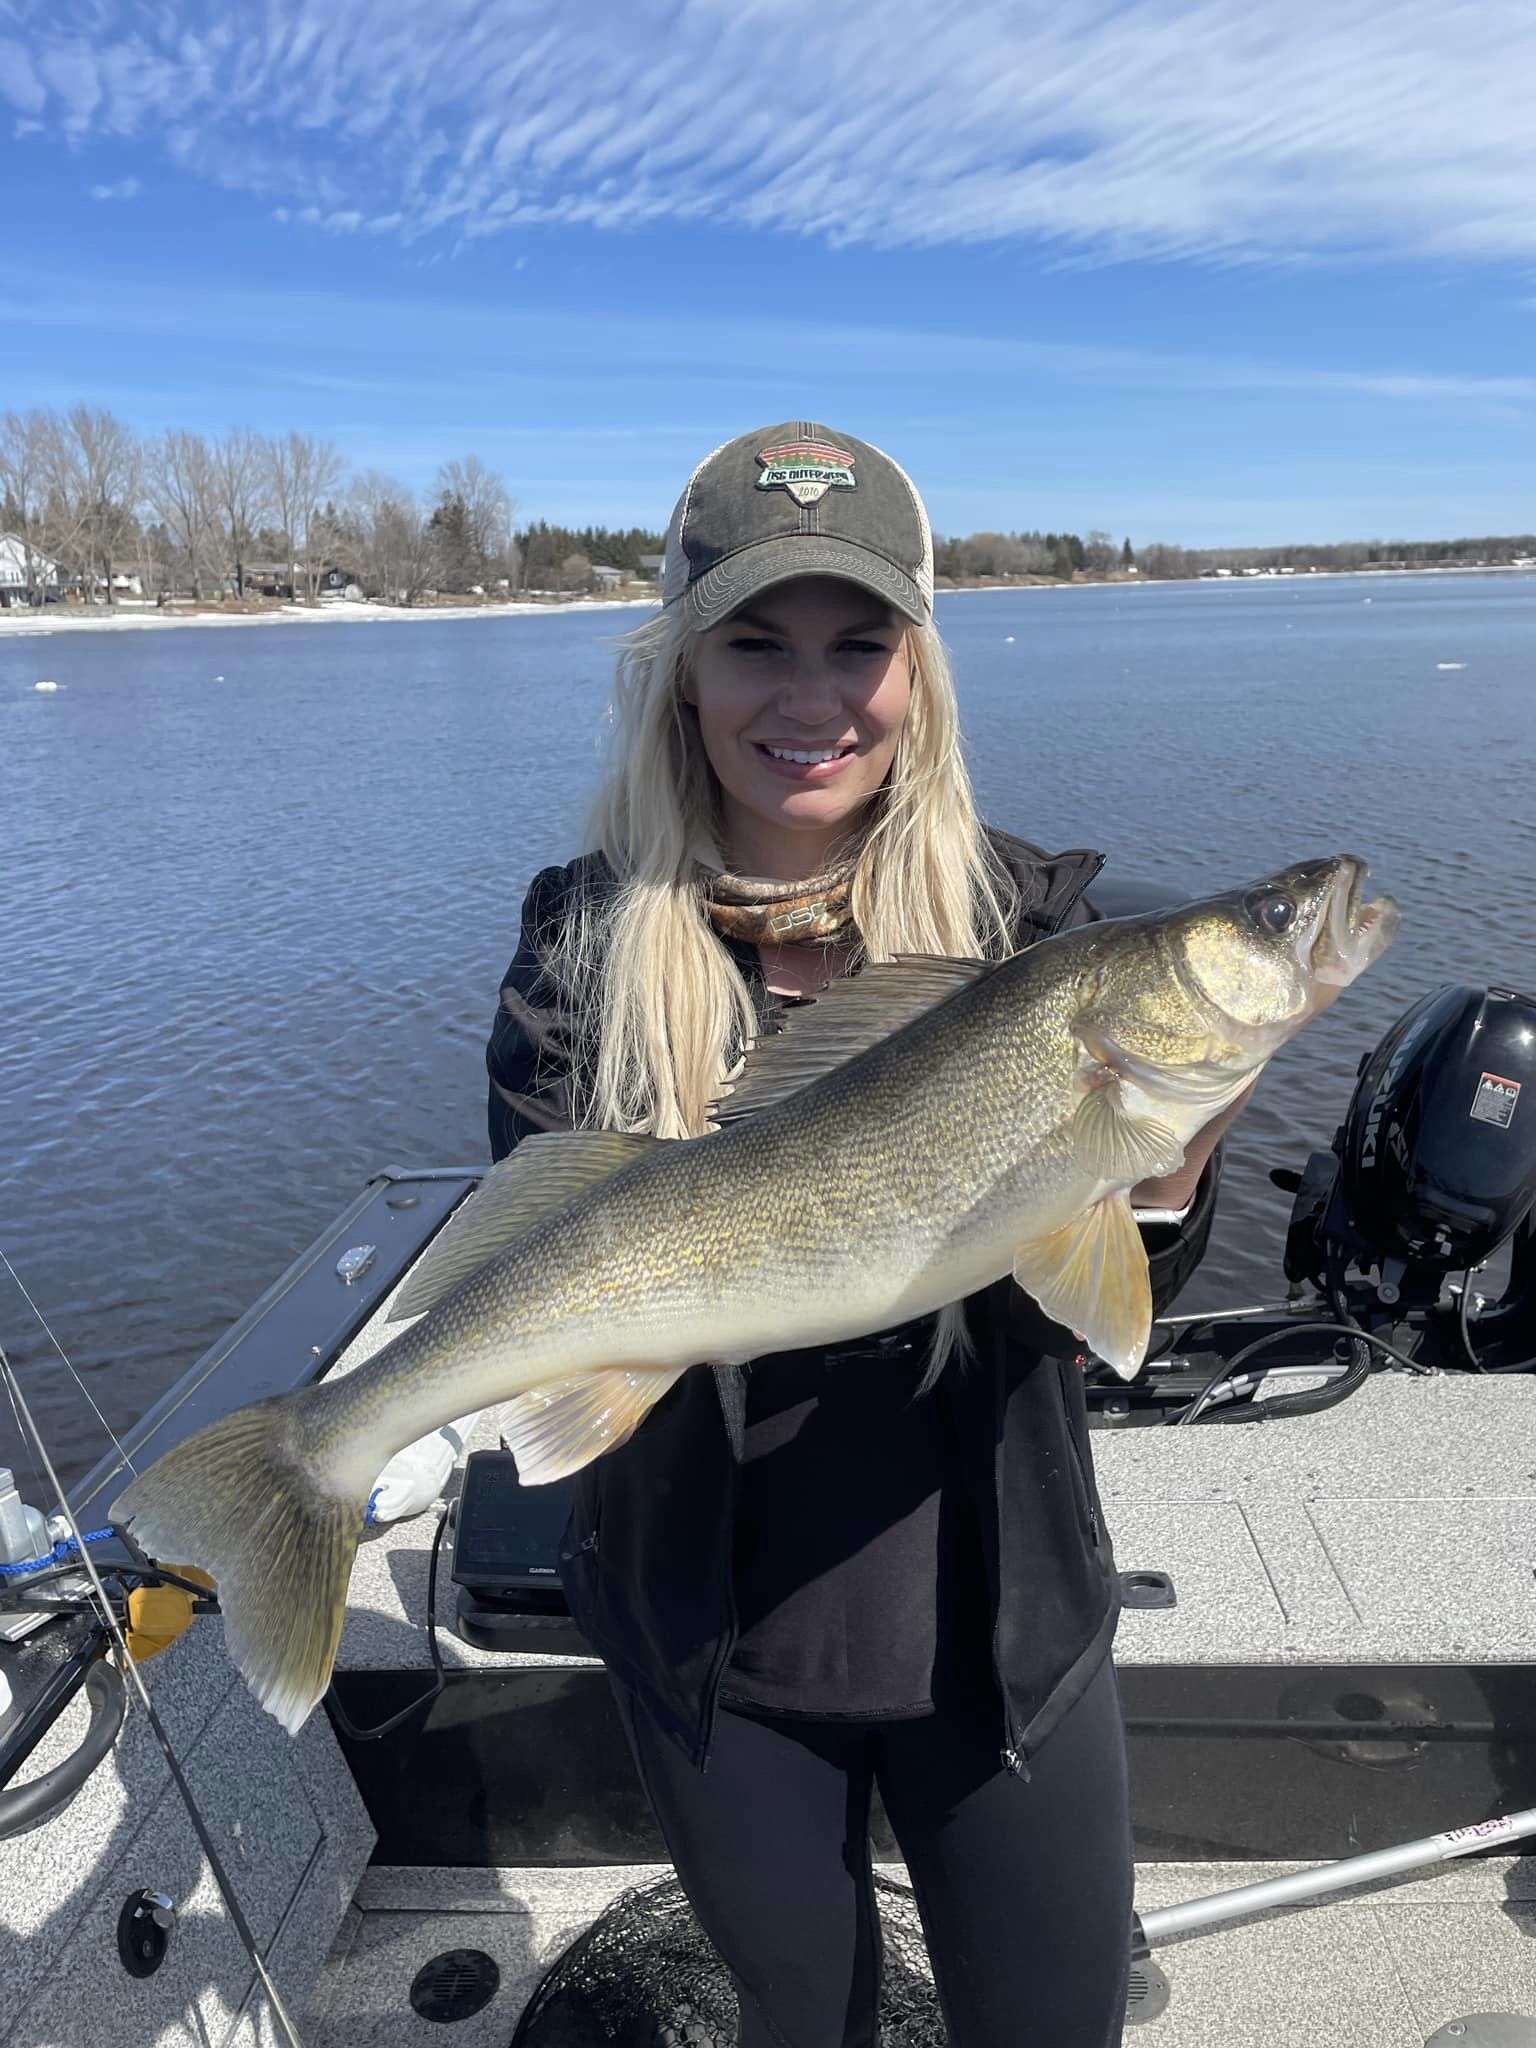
[1130,1080,1258,1213]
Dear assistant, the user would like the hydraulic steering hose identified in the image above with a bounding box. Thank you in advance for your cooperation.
[1171,1248,1431,1425]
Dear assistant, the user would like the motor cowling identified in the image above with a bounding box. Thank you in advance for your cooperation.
[1333,983,1536,1276]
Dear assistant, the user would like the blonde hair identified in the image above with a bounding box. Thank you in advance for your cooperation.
[547,595,1016,1385]
[550,599,1015,1142]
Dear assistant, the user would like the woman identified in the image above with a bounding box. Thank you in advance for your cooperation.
[486,424,1239,2047]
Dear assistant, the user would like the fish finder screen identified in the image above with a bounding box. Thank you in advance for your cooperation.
[452,1450,575,1590]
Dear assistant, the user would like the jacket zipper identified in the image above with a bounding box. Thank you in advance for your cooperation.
[995,1614,1032,1779]
[1062,1388,1102,1549]
[989,1437,1032,1782]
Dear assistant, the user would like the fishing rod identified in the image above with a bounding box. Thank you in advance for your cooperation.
[1134,1804,1536,1952]
[0,1257,308,2048]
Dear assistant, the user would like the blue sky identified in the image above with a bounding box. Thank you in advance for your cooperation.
[1,0,1533,547]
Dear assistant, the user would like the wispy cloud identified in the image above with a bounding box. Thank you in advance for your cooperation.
[4,266,1533,416]
[88,175,139,200]
[1,2,1533,267]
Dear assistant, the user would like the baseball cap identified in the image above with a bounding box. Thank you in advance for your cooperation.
[662,421,934,631]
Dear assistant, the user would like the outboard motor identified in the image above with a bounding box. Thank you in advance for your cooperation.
[1285,985,1536,1370]
[1334,985,1536,1280]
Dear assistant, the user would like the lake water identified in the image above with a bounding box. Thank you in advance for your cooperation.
[4,573,1534,1488]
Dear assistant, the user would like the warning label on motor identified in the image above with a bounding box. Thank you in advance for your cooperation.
[1470,1072,1521,1127]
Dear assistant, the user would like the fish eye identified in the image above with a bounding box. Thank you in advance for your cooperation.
[1245,890,1297,935]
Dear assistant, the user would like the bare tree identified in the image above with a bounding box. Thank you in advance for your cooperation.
[133,518,174,603]
[0,410,63,603]
[261,432,344,602]
[1083,529,1118,576]
[348,471,436,605]
[436,455,515,577]
[51,408,141,603]
[210,429,269,598]
[146,430,219,598]
[259,432,299,594]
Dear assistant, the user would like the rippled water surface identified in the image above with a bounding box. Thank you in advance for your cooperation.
[4,574,1534,1486]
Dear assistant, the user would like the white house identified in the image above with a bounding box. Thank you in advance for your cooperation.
[0,533,60,605]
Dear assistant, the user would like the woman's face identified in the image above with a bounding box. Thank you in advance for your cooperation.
[685,576,914,877]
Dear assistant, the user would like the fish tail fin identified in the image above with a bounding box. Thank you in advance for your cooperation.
[110,1389,361,1735]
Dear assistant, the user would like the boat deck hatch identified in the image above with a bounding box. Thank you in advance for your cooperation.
[409,1946,501,2023]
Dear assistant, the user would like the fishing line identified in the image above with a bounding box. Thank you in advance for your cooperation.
[0,1356,40,1497]
[0,1245,138,1483]
[0,1320,305,2047]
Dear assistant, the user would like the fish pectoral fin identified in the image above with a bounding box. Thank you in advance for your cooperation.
[1070,1082,1185,1184]
[389,1131,660,1322]
[1078,1016,1256,1113]
[1011,1194,1152,1381]
[497,1364,689,1485]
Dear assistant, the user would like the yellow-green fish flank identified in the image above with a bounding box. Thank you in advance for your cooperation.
[112,855,1398,1731]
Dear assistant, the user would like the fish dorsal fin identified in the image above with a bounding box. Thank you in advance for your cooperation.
[1011,1191,1152,1380]
[710,954,990,1124]
[388,1131,659,1322]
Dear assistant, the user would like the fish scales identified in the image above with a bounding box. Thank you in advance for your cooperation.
[109,855,1399,1731]
[321,930,1099,1481]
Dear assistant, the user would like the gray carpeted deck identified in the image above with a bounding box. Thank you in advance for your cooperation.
[323,1294,1536,2047]
[307,1856,1536,2046]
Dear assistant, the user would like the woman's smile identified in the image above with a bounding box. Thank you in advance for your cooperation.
[751,738,860,780]
[685,576,912,876]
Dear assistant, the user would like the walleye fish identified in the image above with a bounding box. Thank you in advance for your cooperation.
[112,855,1397,1732]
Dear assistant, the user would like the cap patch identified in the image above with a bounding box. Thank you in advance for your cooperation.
[755,440,856,508]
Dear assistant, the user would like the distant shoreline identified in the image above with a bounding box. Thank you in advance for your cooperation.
[0,592,664,640]
[945,561,1535,595]
[1,559,1530,643]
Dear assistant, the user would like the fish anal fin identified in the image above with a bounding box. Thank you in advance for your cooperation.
[1071,1082,1184,1184]
[1011,1193,1152,1380]
[389,1131,660,1322]
[498,1365,688,1485]
[710,954,990,1124]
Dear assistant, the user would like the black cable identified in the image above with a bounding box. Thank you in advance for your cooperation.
[1169,1319,1432,1426]
[1,1550,221,1614]
[1233,1241,1395,1424]
[1450,1260,1535,1376]
[1458,1294,1531,1376]
[325,1506,450,1742]
[1458,1268,1483,1371]
[1230,1287,1379,1422]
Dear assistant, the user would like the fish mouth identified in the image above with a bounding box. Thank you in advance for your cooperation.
[1311,856,1400,986]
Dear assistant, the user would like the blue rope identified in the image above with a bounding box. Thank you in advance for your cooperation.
[0,1527,116,1578]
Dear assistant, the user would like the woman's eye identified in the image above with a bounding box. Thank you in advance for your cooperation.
[727,636,779,655]
[839,639,892,656]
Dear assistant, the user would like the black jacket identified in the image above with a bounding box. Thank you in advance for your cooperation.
[485,832,1219,1771]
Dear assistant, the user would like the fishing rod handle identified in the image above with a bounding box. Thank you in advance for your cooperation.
[1139,1806,1536,1946]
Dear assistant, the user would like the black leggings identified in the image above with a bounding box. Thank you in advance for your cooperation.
[616,1658,1132,2048]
